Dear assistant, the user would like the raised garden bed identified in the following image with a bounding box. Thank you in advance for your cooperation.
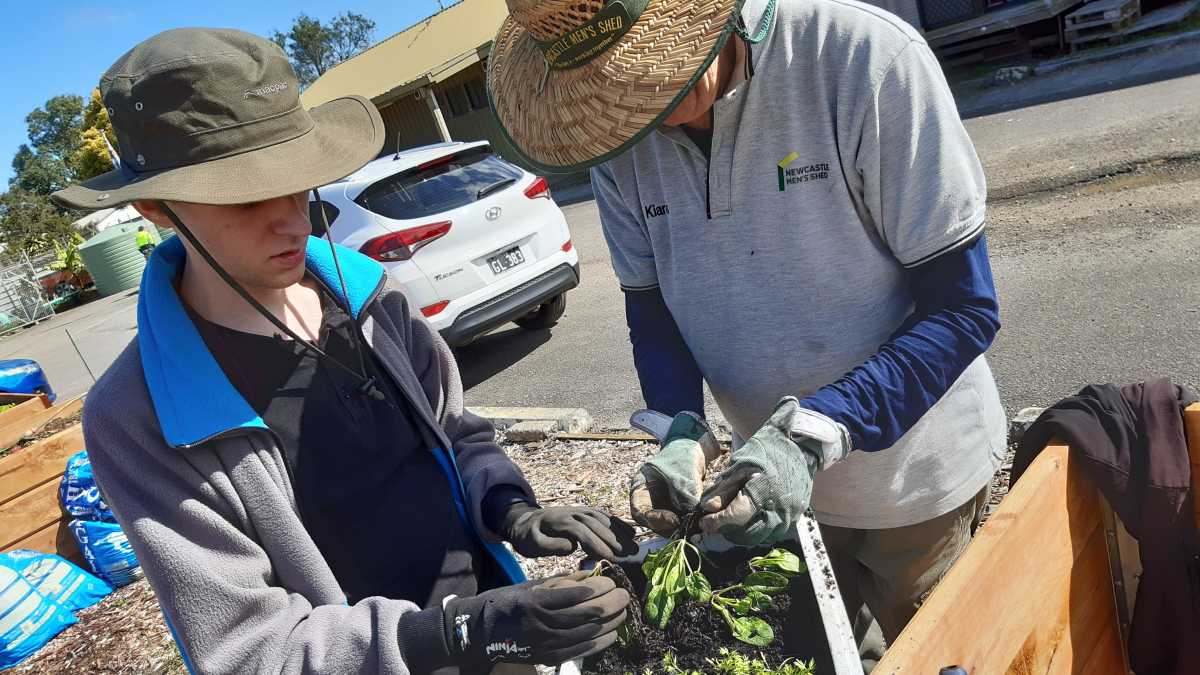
[584,542,834,674]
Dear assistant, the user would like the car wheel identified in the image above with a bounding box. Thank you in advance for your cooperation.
[514,294,566,330]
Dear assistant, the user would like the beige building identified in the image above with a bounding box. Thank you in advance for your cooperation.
[301,0,522,164]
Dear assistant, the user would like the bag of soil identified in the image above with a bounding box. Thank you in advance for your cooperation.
[0,556,77,669]
[59,450,116,523]
[69,520,142,587]
[3,550,112,613]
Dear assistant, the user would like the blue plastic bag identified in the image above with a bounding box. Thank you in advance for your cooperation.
[0,359,55,402]
[0,557,76,670]
[3,550,111,613]
[59,451,115,523]
[69,520,142,588]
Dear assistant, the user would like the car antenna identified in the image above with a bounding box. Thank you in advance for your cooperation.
[393,132,402,160]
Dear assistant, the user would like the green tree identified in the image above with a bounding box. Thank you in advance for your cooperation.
[26,94,84,161]
[10,145,71,195]
[9,94,85,195]
[271,11,376,88]
[0,189,76,256]
[72,89,116,181]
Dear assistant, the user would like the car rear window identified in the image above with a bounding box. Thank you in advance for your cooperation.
[355,147,523,220]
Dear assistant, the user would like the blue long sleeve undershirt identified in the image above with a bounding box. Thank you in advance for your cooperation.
[624,233,1000,452]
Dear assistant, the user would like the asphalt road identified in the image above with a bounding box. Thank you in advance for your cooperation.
[6,49,1198,430]
[460,63,1200,428]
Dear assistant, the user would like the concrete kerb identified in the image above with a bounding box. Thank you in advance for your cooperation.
[472,406,594,442]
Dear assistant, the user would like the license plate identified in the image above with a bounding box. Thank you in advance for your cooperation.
[487,247,525,275]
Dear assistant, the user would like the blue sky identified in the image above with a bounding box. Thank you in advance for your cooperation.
[0,0,461,186]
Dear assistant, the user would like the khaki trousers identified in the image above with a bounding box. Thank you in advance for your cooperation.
[786,486,990,673]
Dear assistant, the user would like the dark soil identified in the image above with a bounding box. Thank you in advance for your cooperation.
[584,545,834,674]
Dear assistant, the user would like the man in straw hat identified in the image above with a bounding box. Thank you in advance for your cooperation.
[489,0,1005,665]
[56,28,637,674]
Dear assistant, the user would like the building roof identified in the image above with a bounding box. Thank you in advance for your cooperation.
[301,0,509,108]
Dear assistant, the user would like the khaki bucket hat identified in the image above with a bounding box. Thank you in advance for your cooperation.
[488,0,747,174]
[53,28,385,211]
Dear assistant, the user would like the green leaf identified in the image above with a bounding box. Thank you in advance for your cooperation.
[750,549,804,575]
[728,615,775,646]
[745,588,774,611]
[742,570,791,593]
[685,571,712,602]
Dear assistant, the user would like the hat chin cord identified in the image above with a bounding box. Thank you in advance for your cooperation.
[157,196,387,402]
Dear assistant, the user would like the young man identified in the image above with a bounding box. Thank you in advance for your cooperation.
[488,0,1006,666]
[54,28,634,674]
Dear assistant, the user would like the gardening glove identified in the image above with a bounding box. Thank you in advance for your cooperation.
[503,503,639,561]
[628,411,724,536]
[697,398,852,547]
[443,571,629,669]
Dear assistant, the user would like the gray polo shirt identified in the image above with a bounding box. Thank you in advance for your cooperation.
[595,0,1006,529]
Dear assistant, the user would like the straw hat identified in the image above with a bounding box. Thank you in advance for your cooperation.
[53,28,384,211]
[488,0,745,174]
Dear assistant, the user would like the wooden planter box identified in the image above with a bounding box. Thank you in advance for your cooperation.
[0,396,83,451]
[0,421,86,564]
[877,403,1200,674]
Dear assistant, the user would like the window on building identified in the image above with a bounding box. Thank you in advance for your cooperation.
[465,77,489,110]
[437,85,471,118]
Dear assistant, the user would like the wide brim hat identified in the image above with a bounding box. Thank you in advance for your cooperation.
[53,28,385,211]
[488,0,746,174]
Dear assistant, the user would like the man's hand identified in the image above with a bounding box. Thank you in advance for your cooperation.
[697,398,849,546]
[503,503,639,560]
[628,411,723,536]
[443,571,629,668]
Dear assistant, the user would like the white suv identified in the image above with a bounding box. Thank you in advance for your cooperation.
[311,141,580,346]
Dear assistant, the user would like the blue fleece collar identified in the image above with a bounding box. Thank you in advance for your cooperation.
[138,235,384,448]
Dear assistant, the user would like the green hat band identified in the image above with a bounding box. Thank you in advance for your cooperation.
[533,0,650,71]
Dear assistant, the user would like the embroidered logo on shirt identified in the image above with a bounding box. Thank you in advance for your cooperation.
[644,203,669,219]
[777,152,830,191]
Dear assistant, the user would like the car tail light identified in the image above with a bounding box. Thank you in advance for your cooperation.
[524,176,551,199]
[421,301,449,317]
[418,154,455,170]
[359,221,452,261]
[561,239,574,253]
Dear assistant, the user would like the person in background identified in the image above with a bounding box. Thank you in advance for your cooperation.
[135,225,155,259]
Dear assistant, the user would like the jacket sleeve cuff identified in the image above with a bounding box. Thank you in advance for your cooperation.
[778,398,853,470]
[396,605,453,673]
[483,485,537,535]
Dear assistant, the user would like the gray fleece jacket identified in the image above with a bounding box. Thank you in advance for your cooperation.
[82,236,534,674]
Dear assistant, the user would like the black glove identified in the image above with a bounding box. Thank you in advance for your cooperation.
[502,503,639,561]
[443,571,629,669]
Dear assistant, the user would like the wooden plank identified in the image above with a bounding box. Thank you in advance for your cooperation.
[0,479,63,550]
[0,396,83,451]
[0,395,52,432]
[876,444,1124,674]
[1185,403,1200,530]
[0,424,84,503]
[4,518,83,565]
[927,0,1080,46]
[556,431,657,442]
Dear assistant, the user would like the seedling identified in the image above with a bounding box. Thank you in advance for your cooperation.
[640,542,806,647]
[708,550,805,646]
[642,538,711,629]
[652,649,817,675]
